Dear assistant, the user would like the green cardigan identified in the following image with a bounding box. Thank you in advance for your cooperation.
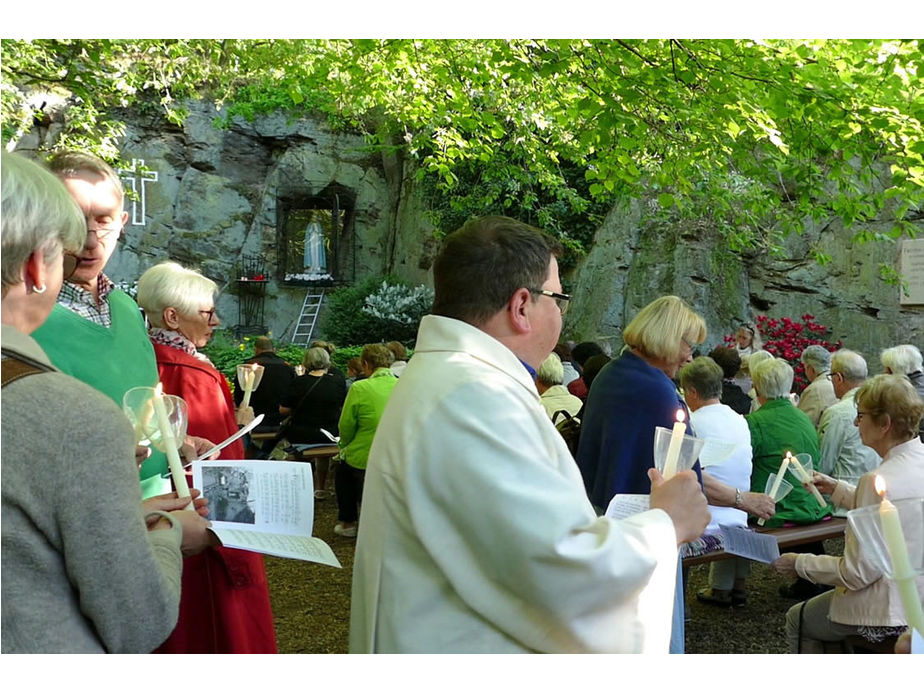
[338,367,398,470]
[746,397,832,527]
[32,291,169,497]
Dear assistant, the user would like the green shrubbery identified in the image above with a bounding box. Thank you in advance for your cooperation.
[201,332,408,391]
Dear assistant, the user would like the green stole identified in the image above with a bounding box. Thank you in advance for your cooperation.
[32,290,171,498]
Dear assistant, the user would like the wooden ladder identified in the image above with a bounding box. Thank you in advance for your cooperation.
[291,288,325,346]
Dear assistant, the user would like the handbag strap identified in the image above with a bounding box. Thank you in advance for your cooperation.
[1,350,50,388]
[288,374,325,418]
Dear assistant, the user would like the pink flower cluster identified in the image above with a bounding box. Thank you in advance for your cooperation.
[723,314,842,393]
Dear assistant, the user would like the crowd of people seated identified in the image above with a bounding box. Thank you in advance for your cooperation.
[2,151,921,656]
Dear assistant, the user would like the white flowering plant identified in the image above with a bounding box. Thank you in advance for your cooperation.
[362,281,434,327]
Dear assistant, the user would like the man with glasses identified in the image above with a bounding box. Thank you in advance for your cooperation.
[32,151,211,497]
[350,215,709,653]
[817,350,881,511]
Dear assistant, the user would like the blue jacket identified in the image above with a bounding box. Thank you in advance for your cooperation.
[576,350,701,509]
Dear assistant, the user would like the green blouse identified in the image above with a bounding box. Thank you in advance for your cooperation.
[338,367,398,470]
[746,397,832,527]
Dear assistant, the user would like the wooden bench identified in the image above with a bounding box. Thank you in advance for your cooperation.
[283,444,340,462]
[682,517,848,567]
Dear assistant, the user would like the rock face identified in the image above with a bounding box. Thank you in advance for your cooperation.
[565,198,924,372]
[19,100,922,364]
[100,100,434,343]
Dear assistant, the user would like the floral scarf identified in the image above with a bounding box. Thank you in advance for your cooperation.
[149,327,215,367]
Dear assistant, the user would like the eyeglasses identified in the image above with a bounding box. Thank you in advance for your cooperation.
[681,336,696,351]
[529,288,571,315]
[62,253,78,280]
[86,219,123,239]
[198,308,219,323]
[854,410,876,423]
[827,371,843,380]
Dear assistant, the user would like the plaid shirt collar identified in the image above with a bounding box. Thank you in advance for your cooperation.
[56,273,116,327]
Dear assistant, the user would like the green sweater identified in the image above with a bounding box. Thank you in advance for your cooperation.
[31,291,169,497]
[746,397,833,527]
[338,367,398,470]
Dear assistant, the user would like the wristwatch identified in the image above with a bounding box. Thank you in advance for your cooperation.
[734,488,743,509]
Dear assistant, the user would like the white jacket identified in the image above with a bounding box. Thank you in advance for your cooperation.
[349,315,678,653]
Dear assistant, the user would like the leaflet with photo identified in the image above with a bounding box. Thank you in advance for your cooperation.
[192,459,341,568]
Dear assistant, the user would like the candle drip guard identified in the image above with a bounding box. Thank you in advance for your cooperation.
[653,426,705,476]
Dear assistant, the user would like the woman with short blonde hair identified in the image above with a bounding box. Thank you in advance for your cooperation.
[622,295,707,367]
[576,294,707,653]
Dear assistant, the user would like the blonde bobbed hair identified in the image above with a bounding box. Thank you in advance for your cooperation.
[622,295,706,362]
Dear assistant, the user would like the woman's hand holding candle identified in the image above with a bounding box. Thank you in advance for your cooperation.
[759,451,791,526]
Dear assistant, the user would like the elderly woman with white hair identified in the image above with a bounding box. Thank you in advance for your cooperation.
[136,261,277,653]
[536,351,583,421]
[748,357,831,526]
[1,152,211,652]
[881,344,924,440]
[747,356,832,598]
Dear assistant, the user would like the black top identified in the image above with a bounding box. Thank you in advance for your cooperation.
[234,352,296,428]
[720,380,752,416]
[280,372,347,444]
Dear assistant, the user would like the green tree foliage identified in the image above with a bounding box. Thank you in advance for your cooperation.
[3,39,921,256]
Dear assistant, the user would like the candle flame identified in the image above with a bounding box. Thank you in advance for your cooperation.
[785,451,793,461]
[875,475,887,498]
[154,382,163,396]
[675,409,685,424]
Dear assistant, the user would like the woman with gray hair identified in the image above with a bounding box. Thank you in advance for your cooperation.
[773,374,924,652]
[747,356,832,598]
[1,152,211,652]
[279,345,347,498]
[881,346,924,427]
[136,260,277,653]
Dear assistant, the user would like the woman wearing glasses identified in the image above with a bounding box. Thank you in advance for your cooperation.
[773,374,924,652]
[136,261,277,654]
[1,152,212,652]
[576,294,707,653]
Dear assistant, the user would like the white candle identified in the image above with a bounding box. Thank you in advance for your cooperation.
[789,456,827,508]
[759,451,791,526]
[152,383,193,510]
[876,476,924,635]
[242,363,258,408]
[662,409,686,480]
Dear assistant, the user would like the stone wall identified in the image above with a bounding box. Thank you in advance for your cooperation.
[564,198,924,372]
[99,100,432,343]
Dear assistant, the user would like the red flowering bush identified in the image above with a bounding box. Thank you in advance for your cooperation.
[724,314,842,392]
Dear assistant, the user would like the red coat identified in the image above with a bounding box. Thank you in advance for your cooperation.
[152,342,277,654]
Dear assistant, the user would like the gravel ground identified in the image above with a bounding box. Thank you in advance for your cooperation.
[265,472,845,654]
